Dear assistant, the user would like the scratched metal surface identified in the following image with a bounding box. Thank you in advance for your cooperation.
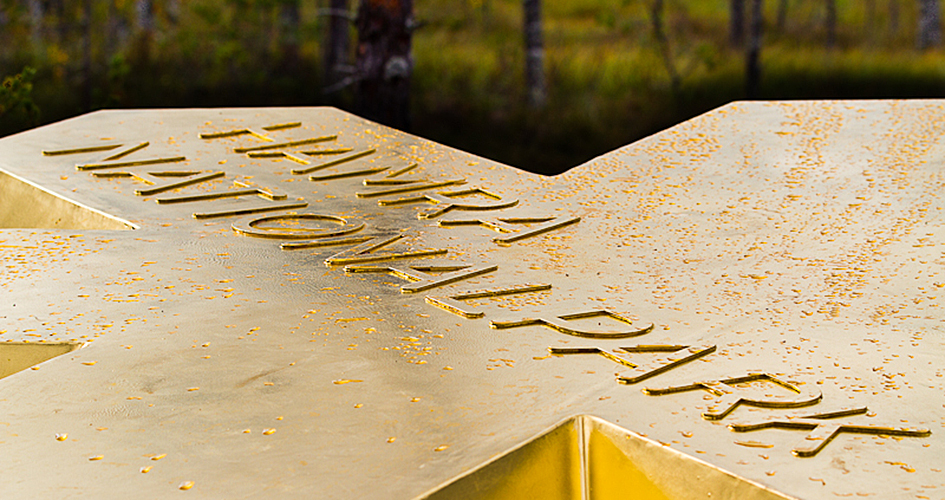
[0,102,941,498]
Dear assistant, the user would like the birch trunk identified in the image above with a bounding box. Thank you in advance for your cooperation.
[917,0,942,50]
[523,0,546,108]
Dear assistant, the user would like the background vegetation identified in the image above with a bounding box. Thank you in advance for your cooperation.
[1,0,944,174]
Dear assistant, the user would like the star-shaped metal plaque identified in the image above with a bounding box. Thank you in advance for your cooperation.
[0,102,941,498]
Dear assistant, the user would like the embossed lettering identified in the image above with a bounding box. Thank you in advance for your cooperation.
[439,216,581,245]
[232,214,364,240]
[644,373,823,421]
[549,344,716,384]
[136,171,225,196]
[728,407,932,457]
[345,263,497,293]
[378,188,519,219]
[425,284,552,318]
[291,149,376,175]
[319,234,448,266]
[356,179,465,198]
[491,310,654,339]
[192,201,308,219]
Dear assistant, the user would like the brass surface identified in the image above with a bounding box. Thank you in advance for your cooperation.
[420,415,795,500]
[1,103,943,499]
[0,342,80,379]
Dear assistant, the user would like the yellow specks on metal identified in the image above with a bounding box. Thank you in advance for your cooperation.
[6,103,942,499]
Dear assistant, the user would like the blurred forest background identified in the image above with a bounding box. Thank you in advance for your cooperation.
[1,0,945,174]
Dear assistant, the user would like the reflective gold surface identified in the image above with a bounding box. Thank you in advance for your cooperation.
[421,415,793,500]
[0,342,80,379]
[0,103,942,498]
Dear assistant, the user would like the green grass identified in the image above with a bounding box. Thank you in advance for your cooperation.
[2,0,945,174]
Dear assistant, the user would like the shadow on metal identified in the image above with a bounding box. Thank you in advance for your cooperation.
[0,342,82,380]
[418,415,795,500]
[0,169,133,230]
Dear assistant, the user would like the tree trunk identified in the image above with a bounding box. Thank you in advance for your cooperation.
[523,0,546,108]
[166,0,181,25]
[889,0,900,39]
[82,0,93,111]
[730,0,746,46]
[746,0,763,98]
[864,0,876,34]
[325,0,351,87]
[355,0,414,130]
[107,1,130,57]
[135,0,154,34]
[825,0,837,48]
[776,0,788,32]
[28,0,44,49]
[649,0,680,94]
[134,0,154,63]
[279,0,302,73]
[917,0,942,50]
